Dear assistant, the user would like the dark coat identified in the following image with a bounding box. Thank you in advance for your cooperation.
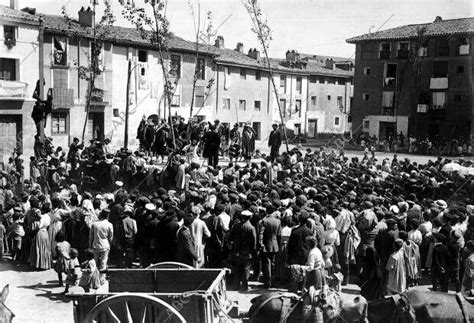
[202,131,221,158]
[230,220,256,258]
[268,130,282,148]
[176,226,198,266]
[259,215,281,253]
[157,217,180,261]
[287,224,312,265]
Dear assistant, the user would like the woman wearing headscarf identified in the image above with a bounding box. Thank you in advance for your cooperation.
[241,125,256,165]
[29,202,52,270]
[359,246,384,300]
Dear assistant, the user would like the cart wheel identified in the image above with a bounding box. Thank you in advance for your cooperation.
[147,262,194,269]
[84,293,186,323]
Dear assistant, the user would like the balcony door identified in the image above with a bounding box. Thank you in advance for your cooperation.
[0,115,21,167]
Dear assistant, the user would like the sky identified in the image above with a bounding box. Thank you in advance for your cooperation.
[3,0,473,60]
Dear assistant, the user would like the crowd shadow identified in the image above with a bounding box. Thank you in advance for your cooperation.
[17,281,72,304]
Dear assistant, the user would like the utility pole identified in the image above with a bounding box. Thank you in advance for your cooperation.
[124,59,132,149]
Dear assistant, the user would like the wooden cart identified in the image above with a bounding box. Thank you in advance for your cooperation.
[69,267,238,323]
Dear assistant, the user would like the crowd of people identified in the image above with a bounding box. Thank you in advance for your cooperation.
[0,118,473,301]
[356,132,472,156]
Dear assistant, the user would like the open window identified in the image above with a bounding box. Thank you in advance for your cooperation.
[4,25,16,49]
[170,54,181,78]
[194,86,205,107]
[196,57,205,80]
[436,38,450,56]
[383,63,397,86]
[458,37,470,55]
[397,42,410,58]
[53,36,67,66]
[432,61,448,77]
[379,42,391,59]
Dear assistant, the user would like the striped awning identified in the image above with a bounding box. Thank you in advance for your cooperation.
[48,88,74,109]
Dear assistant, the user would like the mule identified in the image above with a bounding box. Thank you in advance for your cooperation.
[368,289,474,323]
[0,285,15,323]
[248,288,369,323]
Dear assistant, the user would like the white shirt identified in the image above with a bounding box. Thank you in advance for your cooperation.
[306,247,324,270]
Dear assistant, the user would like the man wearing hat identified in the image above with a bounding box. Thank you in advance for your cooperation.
[268,124,281,163]
[67,137,83,171]
[229,210,256,291]
[259,206,282,288]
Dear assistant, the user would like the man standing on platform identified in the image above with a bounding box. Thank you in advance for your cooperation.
[268,124,281,163]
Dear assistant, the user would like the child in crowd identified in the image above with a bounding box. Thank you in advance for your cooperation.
[79,249,101,292]
[54,232,71,286]
[10,210,25,262]
[62,248,80,294]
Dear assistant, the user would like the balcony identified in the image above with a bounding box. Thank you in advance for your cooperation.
[48,88,74,109]
[379,50,391,59]
[397,50,409,59]
[429,77,448,90]
[0,80,28,99]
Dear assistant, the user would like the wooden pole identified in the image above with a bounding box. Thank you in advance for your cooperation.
[124,59,131,149]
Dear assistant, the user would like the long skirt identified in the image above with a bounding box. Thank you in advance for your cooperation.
[29,228,52,270]
[48,221,63,259]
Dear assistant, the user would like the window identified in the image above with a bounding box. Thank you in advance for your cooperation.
[384,63,397,86]
[397,42,410,58]
[382,91,395,115]
[418,41,428,57]
[327,95,331,101]
[296,77,302,94]
[364,67,371,75]
[454,94,468,103]
[379,42,391,59]
[171,94,180,107]
[254,100,261,111]
[90,41,103,74]
[196,57,206,80]
[337,96,343,107]
[252,122,261,140]
[311,96,317,106]
[433,61,448,77]
[255,70,261,81]
[295,99,302,117]
[240,68,246,79]
[309,75,317,83]
[437,39,450,56]
[456,65,465,74]
[0,58,16,80]
[326,77,335,84]
[334,116,340,126]
[458,37,470,55]
[138,50,148,62]
[3,25,16,48]
[280,99,286,116]
[113,108,119,117]
[363,93,369,101]
[53,36,67,66]
[194,86,205,107]
[51,112,68,135]
[294,123,301,135]
[363,120,370,130]
[223,98,230,109]
[170,54,181,78]
[280,75,287,92]
[239,99,246,111]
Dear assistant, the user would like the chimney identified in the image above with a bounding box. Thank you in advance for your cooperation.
[325,58,335,70]
[286,50,298,63]
[10,0,18,10]
[434,16,442,23]
[248,48,260,60]
[214,36,225,49]
[235,42,244,53]
[78,7,95,28]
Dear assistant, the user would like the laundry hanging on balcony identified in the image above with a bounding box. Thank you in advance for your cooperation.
[0,80,28,97]
[382,91,394,107]
[432,92,446,110]
[138,63,149,90]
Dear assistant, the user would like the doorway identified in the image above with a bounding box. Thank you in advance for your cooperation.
[307,119,318,138]
[86,112,104,142]
[379,121,396,140]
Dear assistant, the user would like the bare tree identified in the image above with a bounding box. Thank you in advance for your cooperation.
[62,1,115,143]
[243,0,289,152]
